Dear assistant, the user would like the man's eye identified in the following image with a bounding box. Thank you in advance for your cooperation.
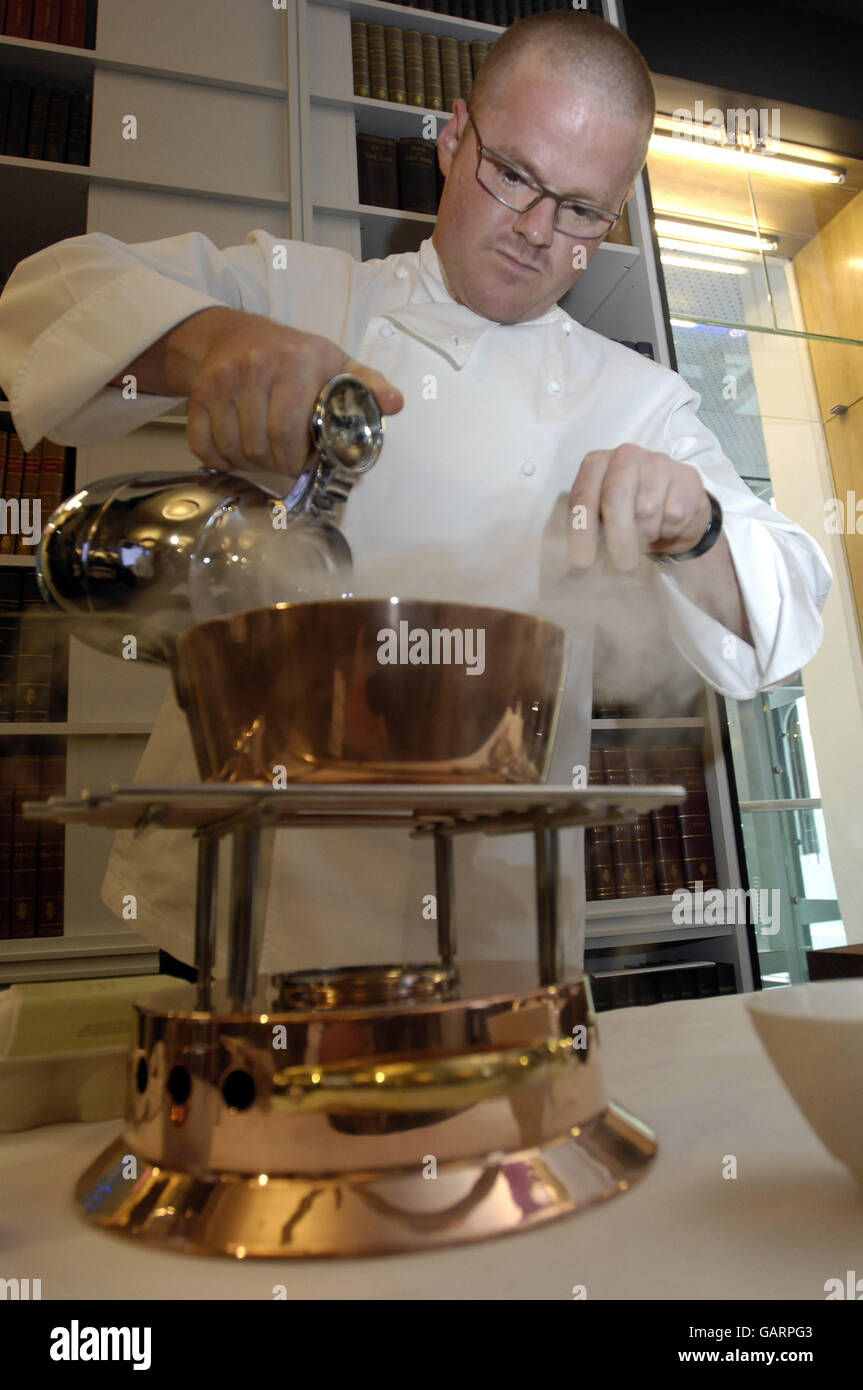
[561,202,593,220]
[498,166,528,188]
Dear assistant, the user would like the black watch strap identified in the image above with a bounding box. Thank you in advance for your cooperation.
[652,492,723,565]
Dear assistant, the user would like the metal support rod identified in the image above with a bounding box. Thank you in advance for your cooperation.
[534,825,563,987]
[193,832,220,1011]
[227,822,268,1011]
[434,829,456,968]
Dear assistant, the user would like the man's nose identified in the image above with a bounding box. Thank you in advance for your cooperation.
[512,195,557,247]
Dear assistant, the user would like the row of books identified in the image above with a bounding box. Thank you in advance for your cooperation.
[376,0,603,21]
[0,76,91,163]
[0,0,94,47]
[0,428,69,555]
[357,132,442,214]
[0,751,66,938]
[352,24,492,110]
[0,571,69,721]
[585,744,718,900]
[589,960,735,1011]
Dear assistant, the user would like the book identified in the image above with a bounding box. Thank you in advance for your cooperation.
[470,40,490,78]
[65,88,90,165]
[601,748,641,899]
[59,0,87,48]
[623,747,658,897]
[1,432,25,554]
[0,754,14,937]
[668,746,718,890]
[0,568,21,722]
[37,439,66,527]
[439,35,460,111]
[25,82,52,161]
[457,40,473,100]
[384,26,407,104]
[4,0,34,38]
[398,137,439,214]
[10,754,40,937]
[367,24,388,103]
[15,570,54,720]
[585,747,615,901]
[645,747,687,895]
[421,33,443,111]
[32,0,61,42]
[351,21,370,99]
[404,30,425,107]
[4,80,32,158]
[13,440,41,554]
[356,132,398,209]
[36,751,65,936]
[42,85,71,162]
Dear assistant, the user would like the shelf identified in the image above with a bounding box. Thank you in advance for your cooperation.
[0,35,287,97]
[591,717,705,730]
[0,154,290,208]
[586,922,736,949]
[313,90,451,139]
[0,723,151,736]
[0,554,35,567]
[312,0,503,42]
[0,931,160,983]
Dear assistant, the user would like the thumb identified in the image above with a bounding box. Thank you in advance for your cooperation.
[343,358,404,416]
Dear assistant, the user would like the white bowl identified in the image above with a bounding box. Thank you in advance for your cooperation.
[746,980,863,1189]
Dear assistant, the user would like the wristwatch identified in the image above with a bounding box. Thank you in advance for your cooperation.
[651,492,723,565]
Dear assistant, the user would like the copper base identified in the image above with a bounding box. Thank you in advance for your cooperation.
[75,1103,656,1259]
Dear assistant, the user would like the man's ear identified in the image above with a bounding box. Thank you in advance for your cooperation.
[624,187,636,203]
[437,98,470,177]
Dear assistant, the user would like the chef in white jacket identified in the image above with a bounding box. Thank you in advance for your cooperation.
[0,13,831,979]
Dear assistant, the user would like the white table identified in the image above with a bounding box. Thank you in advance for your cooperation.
[2,991,861,1300]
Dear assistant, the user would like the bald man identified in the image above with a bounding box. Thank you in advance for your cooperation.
[0,12,830,975]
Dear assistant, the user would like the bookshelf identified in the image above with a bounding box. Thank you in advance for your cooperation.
[0,0,754,995]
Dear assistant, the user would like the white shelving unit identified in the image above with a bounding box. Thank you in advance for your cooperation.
[0,0,753,992]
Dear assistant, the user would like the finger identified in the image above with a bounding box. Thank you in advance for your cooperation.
[568,451,609,569]
[600,452,641,572]
[207,396,245,469]
[633,472,672,547]
[186,398,235,472]
[265,374,319,474]
[657,476,711,553]
[343,358,404,415]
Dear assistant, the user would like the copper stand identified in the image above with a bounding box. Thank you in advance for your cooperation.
[26,783,683,1259]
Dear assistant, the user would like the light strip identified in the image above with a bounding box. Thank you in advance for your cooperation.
[659,236,763,261]
[669,318,698,327]
[649,132,844,184]
[661,253,747,276]
[655,218,778,252]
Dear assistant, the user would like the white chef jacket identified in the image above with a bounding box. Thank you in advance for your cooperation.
[0,230,832,977]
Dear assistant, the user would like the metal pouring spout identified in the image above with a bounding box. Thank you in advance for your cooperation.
[33,374,384,664]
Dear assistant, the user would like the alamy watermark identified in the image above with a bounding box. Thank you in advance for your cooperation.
[672,880,780,934]
[377,621,486,676]
[670,100,781,149]
[0,498,41,548]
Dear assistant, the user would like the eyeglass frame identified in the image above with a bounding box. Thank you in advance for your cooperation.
[467,109,627,239]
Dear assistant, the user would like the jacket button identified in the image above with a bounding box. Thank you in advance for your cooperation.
[547,379,562,395]
[395,268,407,280]
[521,460,537,477]
[379,322,395,338]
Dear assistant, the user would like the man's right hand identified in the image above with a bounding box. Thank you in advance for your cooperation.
[111,306,404,475]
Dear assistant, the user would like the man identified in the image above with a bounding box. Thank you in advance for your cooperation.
[0,14,831,977]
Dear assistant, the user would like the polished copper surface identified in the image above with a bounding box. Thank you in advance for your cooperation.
[274,963,459,1009]
[73,966,658,1257]
[171,599,566,783]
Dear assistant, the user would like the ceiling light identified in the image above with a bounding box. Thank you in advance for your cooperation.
[659,236,763,261]
[661,253,748,275]
[655,218,778,252]
[649,133,844,184]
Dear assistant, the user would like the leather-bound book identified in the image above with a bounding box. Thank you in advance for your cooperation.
[384,27,407,104]
[36,752,66,936]
[59,0,88,47]
[351,21,370,99]
[668,746,718,890]
[439,35,460,111]
[367,25,389,102]
[32,0,62,42]
[398,137,438,214]
[65,88,91,165]
[585,747,615,901]
[457,40,473,98]
[493,0,508,25]
[421,34,443,110]
[4,81,32,159]
[0,754,14,938]
[15,572,53,720]
[25,82,52,160]
[623,747,658,896]
[601,747,641,899]
[470,40,489,77]
[404,30,425,107]
[1,433,24,555]
[10,754,41,938]
[42,85,71,162]
[4,0,34,37]
[645,747,686,895]
[14,440,41,554]
[356,133,398,208]
[0,569,20,722]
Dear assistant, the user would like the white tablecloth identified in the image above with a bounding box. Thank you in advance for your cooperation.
[2,990,860,1300]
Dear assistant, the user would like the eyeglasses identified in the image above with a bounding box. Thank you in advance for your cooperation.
[469,112,625,240]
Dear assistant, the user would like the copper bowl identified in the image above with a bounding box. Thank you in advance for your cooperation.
[171,598,566,783]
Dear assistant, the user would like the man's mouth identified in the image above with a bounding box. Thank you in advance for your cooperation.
[493,248,540,273]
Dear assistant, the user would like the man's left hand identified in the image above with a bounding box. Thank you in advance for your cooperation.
[568,444,712,572]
